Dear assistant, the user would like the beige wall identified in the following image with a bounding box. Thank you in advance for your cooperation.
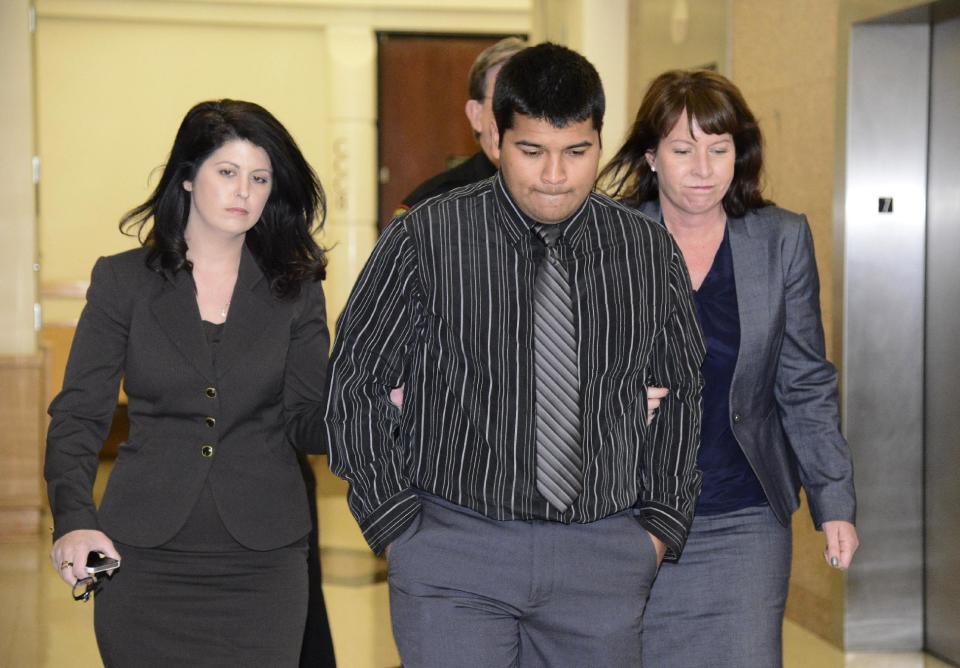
[729,0,846,644]
[728,0,928,647]
[0,0,45,540]
[35,14,332,323]
[32,0,530,329]
[0,0,38,356]
[627,0,730,117]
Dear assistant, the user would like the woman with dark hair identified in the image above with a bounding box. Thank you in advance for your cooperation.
[45,99,333,666]
[601,70,859,666]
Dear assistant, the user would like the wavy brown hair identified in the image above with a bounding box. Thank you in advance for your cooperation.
[599,69,772,217]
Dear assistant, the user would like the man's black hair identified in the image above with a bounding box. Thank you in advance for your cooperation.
[493,42,605,143]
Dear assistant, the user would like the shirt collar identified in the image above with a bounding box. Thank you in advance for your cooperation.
[492,173,592,252]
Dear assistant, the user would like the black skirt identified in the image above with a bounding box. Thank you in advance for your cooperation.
[93,485,309,667]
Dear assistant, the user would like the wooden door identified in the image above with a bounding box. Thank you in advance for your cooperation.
[377,34,507,232]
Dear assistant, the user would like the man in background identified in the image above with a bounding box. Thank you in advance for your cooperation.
[395,36,525,214]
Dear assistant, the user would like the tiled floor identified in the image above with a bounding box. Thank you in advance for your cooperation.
[1,459,954,667]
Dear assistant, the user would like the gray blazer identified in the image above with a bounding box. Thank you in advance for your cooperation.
[638,201,856,528]
[45,246,329,550]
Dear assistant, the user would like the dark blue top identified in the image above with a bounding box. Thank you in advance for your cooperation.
[692,227,768,515]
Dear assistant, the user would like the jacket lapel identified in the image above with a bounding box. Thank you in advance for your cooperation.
[635,200,772,376]
[635,200,662,224]
[728,212,771,378]
[151,266,216,382]
[215,245,280,380]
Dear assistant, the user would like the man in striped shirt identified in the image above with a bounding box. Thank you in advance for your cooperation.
[326,43,705,666]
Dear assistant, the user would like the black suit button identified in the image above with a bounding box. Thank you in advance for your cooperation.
[205,387,217,398]
[732,412,743,424]
[205,417,216,428]
[201,445,215,458]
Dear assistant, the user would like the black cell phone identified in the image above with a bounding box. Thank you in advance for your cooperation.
[85,552,120,574]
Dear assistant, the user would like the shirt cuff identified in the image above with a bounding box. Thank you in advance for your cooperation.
[806,486,857,530]
[359,489,422,555]
[633,501,692,562]
[52,509,100,542]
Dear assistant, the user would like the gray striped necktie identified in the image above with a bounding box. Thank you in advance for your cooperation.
[532,223,583,512]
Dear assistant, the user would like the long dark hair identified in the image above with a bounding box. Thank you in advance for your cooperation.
[120,99,326,298]
[599,69,771,217]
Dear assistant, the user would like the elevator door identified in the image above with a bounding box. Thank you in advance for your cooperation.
[844,1,960,657]
[924,3,960,664]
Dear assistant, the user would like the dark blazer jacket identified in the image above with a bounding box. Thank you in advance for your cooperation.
[638,201,856,528]
[399,151,497,211]
[45,246,329,550]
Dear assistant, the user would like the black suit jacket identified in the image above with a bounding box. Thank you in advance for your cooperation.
[398,151,497,212]
[638,201,856,528]
[45,246,329,550]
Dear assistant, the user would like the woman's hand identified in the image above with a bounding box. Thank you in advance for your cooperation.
[50,529,121,585]
[821,520,859,570]
[646,386,668,425]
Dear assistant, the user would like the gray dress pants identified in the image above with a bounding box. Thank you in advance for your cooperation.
[641,504,792,668]
[388,493,659,668]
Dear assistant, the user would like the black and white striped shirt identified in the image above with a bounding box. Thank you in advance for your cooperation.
[326,175,705,559]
